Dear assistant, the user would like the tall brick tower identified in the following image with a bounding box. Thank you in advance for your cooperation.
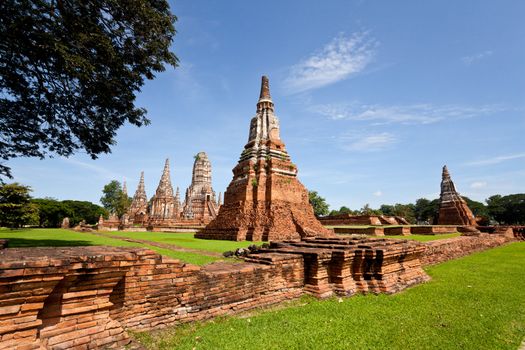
[182,152,219,223]
[437,165,477,225]
[196,76,332,241]
[127,171,149,225]
[149,159,178,225]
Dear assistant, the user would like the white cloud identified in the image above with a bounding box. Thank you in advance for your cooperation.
[373,190,383,197]
[470,181,487,189]
[466,153,525,166]
[462,50,493,65]
[63,158,124,181]
[284,32,377,93]
[338,132,397,152]
[313,102,505,125]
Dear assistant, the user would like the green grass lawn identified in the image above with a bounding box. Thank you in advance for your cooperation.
[107,231,261,253]
[0,228,219,265]
[134,242,525,350]
[387,233,461,241]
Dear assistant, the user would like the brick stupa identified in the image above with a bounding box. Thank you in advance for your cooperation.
[182,151,219,223]
[196,76,332,241]
[437,165,476,225]
[127,171,149,225]
[148,159,179,226]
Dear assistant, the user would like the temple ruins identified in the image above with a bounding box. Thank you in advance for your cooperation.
[127,172,149,226]
[148,159,179,227]
[196,76,332,241]
[437,165,477,226]
[99,153,221,231]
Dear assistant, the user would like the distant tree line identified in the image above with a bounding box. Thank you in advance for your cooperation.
[309,190,525,225]
[0,183,106,228]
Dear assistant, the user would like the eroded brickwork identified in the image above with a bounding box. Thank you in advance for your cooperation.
[437,166,476,226]
[318,214,409,226]
[197,76,331,241]
[0,236,431,349]
[420,233,515,265]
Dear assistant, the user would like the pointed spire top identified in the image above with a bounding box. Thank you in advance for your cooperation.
[122,180,128,196]
[139,171,144,185]
[442,165,450,179]
[258,75,271,101]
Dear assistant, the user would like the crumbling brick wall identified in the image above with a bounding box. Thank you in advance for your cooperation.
[0,247,304,349]
[421,233,515,266]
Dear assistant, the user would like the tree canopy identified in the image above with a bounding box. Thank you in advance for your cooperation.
[100,180,130,216]
[0,183,39,228]
[0,0,178,179]
[308,191,330,217]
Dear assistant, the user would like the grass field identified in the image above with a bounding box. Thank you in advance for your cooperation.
[0,228,220,265]
[134,242,525,350]
[106,231,260,253]
[387,233,461,241]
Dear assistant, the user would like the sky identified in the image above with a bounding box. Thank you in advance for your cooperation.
[7,0,525,211]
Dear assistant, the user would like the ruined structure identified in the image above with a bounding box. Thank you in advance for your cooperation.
[127,172,149,225]
[197,76,332,241]
[60,217,69,229]
[148,159,178,226]
[0,236,431,349]
[319,214,410,226]
[437,165,476,226]
[181,152,219,223]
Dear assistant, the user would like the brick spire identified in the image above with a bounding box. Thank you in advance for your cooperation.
[257,75,274,111]
[134,172,147,200]
[155,158,174,197]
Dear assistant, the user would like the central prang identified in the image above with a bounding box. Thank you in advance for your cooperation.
[196,76,333,241]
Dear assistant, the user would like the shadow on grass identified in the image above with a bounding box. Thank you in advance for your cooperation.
[3,238,95,248]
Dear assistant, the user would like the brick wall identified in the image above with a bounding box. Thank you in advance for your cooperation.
[421,233,514,266]
[0,247,303,349]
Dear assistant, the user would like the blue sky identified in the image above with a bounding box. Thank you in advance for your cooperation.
[8,0,525,211]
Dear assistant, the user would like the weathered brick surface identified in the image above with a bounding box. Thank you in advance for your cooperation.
[437,166,476,226]
[0,236,432,349]
[0,246,303,349]
[253,237,430,297]
[319,215,409,226]
[410,226,457,235]
[333,227,385,236]
[197,76,332,241]
[384,227,411,236]
[420,233,515,266]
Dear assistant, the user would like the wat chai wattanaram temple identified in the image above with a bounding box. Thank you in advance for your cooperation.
[1,77,522,350]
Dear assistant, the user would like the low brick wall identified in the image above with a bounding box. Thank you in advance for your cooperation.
[411,226,457,235]
[384,227,411,236]
[333,227,385,236]
[421,233,514,266]
[0,247,303,349]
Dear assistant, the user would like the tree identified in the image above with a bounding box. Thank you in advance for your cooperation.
[414,198,439,223]
[486,194,525,224]
[100,180,130,217]
[32,198,71,227]
[62,200,107,225]
[391,203,416,224]
[0,1,178,179]
[0,183,39,228]
[308,191,330,217]
[379,204,394,216]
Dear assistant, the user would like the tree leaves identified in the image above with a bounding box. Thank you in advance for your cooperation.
[0,0,178,178]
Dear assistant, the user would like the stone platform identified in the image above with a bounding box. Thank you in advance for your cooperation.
[248,237,430,298]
